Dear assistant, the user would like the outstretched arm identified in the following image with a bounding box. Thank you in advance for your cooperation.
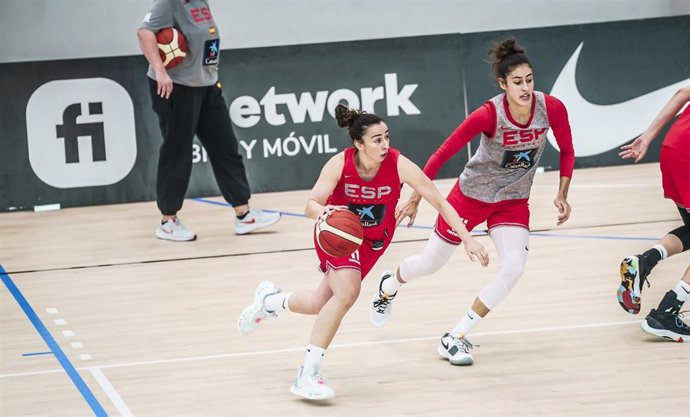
[620,85,690,162]
[396,103,496,227]
[398,155,489,267]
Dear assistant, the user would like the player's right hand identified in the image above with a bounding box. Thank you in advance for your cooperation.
[154,68,174,99]
[462,236,489,267]
[318,205,349,222]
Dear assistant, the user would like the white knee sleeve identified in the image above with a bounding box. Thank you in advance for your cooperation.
[478,226,529,309]
[399,233,457,282]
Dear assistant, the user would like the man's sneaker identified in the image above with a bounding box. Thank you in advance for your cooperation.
[156,218,196,241]
[617,255,650,314]
[641,308,690,343]
[234,209,281,235]
[289,366,335,400]
[437,333,474,366]
[369,271,397,327]
[237,281,281,336]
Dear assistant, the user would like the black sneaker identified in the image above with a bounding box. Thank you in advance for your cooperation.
[617,255,650,314]
[641,308,690,343]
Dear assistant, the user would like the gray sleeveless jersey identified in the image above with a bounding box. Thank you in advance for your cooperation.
[460,92,550,203]
[140,0,220,87]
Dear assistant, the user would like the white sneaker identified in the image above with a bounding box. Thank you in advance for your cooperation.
[290,366,335,400]
[437,333,474,366]
[234,209,281,235]
[369,271,396,327]
[156,218,196,241]
[237,281,281,336]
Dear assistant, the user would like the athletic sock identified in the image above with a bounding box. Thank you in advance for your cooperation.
[264,292,291,313]
[303,344,325,375]
[672,281,690,303]
[451,308,482,337]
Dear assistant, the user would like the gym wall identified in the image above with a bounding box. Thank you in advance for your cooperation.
[1,1,689,211]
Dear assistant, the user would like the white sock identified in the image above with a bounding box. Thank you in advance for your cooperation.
[653,244,668,259]
[303,344,325,375]
[380,271,400,295]
[264,292,291,313]
[673,281,690,302]
[450,308,482,337]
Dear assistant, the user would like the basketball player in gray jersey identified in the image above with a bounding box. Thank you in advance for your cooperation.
[137,0,280,241]
[369,38,576,365]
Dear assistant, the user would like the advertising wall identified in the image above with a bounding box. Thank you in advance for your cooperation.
[1,16,688,211]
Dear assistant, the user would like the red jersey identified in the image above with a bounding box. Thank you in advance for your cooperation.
[327,147,401,250]
[663,104,690,157]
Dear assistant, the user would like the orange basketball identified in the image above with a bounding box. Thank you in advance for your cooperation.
[316,210,364,258]
[155,27,188,69]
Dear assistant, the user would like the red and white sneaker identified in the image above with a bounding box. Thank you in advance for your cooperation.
[237,281,281,336]
[156,218,196,241]
[234,209,281,235]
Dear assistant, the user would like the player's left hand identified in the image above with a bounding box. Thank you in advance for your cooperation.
[554,196,571,225]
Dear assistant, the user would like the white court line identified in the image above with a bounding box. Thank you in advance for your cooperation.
[89,367,134,417]
[0,319,639,379]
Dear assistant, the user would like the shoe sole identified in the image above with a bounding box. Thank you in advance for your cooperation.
[155,231,197,242]
[641,320,689,343]
[617,258,641,314]
[290,384,335,400]
[235,214,282,235]
[437,345,473,366]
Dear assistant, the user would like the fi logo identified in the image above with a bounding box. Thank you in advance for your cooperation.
[26,78,137,188]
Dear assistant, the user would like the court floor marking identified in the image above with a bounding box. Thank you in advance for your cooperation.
[0,264,107,417]
[0,319,640,379]
[90,367,133,417]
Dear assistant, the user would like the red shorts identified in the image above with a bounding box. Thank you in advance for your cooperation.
[661,145,690,211]
[435,180,530,245]
[313,227,392,280]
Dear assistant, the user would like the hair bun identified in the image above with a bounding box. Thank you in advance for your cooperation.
[492,38,525,61]
[335,103,360,128]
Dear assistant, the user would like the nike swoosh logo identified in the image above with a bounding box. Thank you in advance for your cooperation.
[548,43,690,157]
[682,287,690,295]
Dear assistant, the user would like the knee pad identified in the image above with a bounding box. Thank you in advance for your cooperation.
[669,225,690,252]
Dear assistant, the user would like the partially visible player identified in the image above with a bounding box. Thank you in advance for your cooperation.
[237,104,489,400]
[617,85,690,342]
[368,37,575,365]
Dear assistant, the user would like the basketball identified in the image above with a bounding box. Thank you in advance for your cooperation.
[316,210,364,258]
[155,27,188,69]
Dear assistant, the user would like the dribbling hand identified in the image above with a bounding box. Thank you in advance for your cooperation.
[318,205,349,222]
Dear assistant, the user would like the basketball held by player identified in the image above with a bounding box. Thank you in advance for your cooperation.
[237,104,488,400]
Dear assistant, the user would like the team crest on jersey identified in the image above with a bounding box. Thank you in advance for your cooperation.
[203,39,219,65]
[501,148,537,169]
[348,203,386,228]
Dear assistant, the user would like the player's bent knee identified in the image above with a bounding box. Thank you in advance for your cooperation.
[669,225,690,252]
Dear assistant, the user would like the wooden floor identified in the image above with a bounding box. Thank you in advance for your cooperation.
[1,163,688,417]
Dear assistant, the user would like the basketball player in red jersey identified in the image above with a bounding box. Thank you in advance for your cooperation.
[237,104,489,400]
[617,85,690,342]
[369,38,575,365]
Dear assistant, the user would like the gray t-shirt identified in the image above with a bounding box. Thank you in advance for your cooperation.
[140,0,220,86]
[460,92,550,203]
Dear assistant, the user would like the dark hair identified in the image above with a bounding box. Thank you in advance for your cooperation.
[334,103,384,143]
[487,37,532,81]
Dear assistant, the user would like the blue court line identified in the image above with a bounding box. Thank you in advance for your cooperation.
[0,264,107,417]
[191,198,660,240]
[22,351,54,357]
